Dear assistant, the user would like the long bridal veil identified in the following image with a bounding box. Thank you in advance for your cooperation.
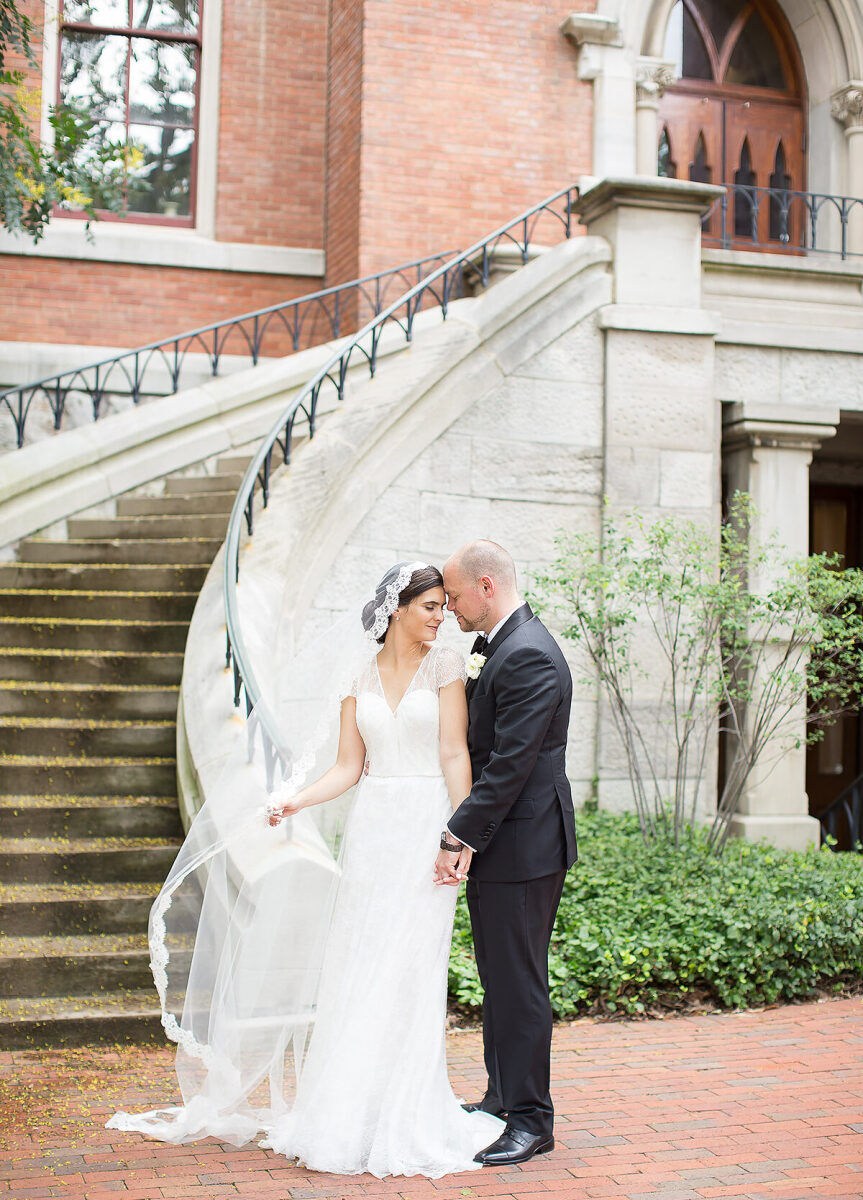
[107,562,428,1146]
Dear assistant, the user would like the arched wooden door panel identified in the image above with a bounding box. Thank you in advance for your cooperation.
[658,0,806,251]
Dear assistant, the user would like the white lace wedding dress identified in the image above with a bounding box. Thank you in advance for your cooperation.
[259,643,504,1176]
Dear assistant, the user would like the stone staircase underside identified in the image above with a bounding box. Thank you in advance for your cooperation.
[0,454,251,1047]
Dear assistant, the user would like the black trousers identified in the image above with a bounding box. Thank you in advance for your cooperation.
[465,869,566,1138]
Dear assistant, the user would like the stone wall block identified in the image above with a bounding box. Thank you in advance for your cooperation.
[418,492,493,557]
[512,311,605,386]
[485,498,598,562]
[779,348,863,409]
[715,344,781,404]
[452,377,603,448]
[659,449,719,509]
[470,439,602,502]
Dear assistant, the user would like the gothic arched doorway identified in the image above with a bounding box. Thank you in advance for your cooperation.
[657,0,806,248]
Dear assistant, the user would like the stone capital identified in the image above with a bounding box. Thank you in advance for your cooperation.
[560,13,622,48]
[635,57,677,109]
[722,401,838,455]
[831,81,863,130]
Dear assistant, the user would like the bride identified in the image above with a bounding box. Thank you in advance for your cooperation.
[108,561,504,1177]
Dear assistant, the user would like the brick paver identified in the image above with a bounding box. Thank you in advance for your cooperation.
[1,997,861,1200]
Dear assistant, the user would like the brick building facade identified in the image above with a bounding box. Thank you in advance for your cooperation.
[2,0,595,358]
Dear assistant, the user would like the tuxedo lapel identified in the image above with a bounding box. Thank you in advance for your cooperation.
[465,603,534,702]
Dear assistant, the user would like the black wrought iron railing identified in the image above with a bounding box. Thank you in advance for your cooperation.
[0,251,457,449]
[819,773,863,853]
[223,185,577,783]
[706,184,863,259]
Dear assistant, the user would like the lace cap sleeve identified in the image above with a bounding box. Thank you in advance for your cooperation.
[433,646,467,690]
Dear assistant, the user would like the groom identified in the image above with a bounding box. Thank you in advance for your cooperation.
[435,540,577,1166]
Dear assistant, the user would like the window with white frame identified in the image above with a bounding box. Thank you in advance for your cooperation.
[57,1,202,224]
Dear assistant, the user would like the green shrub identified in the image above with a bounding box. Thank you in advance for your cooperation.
[449,810,863,1017]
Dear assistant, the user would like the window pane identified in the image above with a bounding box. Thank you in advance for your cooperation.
[132,0,199,33]
[682,5,713,80]
[60,32,128,121]
[125,123,194,214]
[666,3,713,81]
[696,0,742,53]
[129,38,196,125]
[62,0,130,26]
[725,9,787,88]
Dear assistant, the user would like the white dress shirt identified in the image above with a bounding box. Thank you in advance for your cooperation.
[445,603,524,852]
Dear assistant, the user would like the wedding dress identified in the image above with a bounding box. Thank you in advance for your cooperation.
[107,559,503,1176]
[260,644,504,1175]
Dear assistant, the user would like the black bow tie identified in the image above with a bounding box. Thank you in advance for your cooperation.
[471,634,489,655]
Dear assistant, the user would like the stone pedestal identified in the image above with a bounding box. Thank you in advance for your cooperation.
[574,177,723,817]
[722,401,838,850]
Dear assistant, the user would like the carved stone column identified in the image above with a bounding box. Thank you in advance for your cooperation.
[635,58,677,176]
[722,402,838,850]
[831,82,863,254]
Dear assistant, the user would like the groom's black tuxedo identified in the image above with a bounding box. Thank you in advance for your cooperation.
[447,602,577,1139]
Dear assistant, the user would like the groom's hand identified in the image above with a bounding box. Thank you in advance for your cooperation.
[433,845,472,886]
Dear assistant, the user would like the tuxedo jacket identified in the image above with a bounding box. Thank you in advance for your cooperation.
[448,603,578,883]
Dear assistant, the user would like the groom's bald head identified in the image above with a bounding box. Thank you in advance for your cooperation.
[443,541,520,634]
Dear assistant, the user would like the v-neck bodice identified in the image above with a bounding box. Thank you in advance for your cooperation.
[352,645,465,778]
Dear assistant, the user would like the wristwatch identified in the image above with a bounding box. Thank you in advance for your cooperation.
[440,831,464,852]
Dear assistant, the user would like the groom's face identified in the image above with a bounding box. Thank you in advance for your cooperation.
[443,565,491,633]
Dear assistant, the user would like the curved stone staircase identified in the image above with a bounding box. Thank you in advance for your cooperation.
[0,456,249,1046]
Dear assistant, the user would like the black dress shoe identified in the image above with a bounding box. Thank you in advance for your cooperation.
[461,1101,506,1116]
[474,1126,554,1165]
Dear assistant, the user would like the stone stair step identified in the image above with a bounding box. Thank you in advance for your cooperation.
[165,472,243,494]
[0,755,176,796]
[0,989,163,1047]
[0,880,161,935]
[0,681,179,720]
[18,538,222,565]
[0,794,181,838]
[0,562,208,591]
[0,718,176,759]
[0,616,189,652]
[0,588,198,620]
[0,933,153,997]
[0,835,181,882]
[117,493,237,516]
[0,647,184,685]
[215,453,255,475]
[67,515,229,540]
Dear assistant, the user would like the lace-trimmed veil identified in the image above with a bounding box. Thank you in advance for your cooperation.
[107,561,431,1146]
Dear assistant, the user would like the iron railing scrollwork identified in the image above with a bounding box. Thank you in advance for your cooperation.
[0,252,457,449]
[223,185,577,781]
[819,773,863,853]
[706,183,863,259]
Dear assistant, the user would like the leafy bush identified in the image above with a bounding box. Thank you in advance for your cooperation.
[449,810,863,1017]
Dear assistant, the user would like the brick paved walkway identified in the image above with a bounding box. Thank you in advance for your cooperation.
[1,996,861,1200]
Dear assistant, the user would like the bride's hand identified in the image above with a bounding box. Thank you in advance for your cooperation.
[267,791,306,826]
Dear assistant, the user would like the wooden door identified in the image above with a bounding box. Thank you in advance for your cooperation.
[657,0,806,251]
[723,99,804,249]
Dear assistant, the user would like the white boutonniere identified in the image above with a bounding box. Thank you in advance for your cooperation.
[465,652,487,680]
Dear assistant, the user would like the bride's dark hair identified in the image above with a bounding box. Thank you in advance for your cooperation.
[362,563,444,644]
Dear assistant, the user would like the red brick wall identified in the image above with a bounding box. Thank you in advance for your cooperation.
[215,0,328,247]
[1,256,318,351]
[325,0,596,284]
[324,0,365,290]
[5,0,596,352]
[3,0,329,349]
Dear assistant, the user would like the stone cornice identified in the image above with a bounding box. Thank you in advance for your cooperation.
[560,13,622,47]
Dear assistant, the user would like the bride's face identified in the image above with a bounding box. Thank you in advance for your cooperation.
[398,586,446,644]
